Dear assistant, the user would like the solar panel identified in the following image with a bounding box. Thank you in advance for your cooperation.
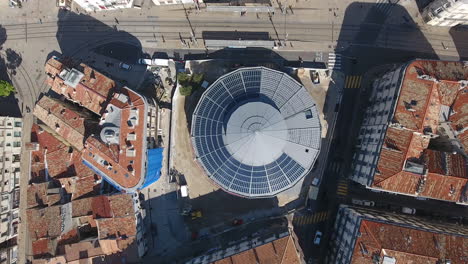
[192,67,321,198]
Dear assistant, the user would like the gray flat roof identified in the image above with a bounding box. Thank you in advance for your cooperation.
[191,67,321,198]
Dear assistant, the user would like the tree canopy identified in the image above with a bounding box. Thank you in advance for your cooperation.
[177,72,204,96]
[0,80,15,97]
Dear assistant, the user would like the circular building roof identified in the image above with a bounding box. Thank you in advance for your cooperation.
[191,67,321,198]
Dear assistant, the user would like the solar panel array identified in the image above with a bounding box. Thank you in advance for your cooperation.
[191,67,321,198]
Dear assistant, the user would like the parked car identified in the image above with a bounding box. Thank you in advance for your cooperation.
[312,177,320,186]
[191,210,202,220]
[119,62,132,70]
[351,199,375,207]
[232,219,243,226]
[402,207,416,215]
[314,231,322,245]
[137,58,152,65]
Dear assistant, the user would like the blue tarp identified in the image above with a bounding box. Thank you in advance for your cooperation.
[141,148,164,189]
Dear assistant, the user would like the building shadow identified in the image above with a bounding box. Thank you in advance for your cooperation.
[46,9,146,90]
[142,188,283,263]
[449,26,468,61]
[0,26,21,117]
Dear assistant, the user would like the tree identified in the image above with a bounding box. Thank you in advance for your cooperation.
[179,85,193,96]
[191,73,204,86]
[177,72,190,86]
[0,80,15,97]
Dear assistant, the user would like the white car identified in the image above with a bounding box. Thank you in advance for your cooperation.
[314,231,322,245]
[138,58,152,65]
[351,199,375,207]
[402,207,416,214]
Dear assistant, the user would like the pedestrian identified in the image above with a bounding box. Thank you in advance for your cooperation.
[39,18,42,24]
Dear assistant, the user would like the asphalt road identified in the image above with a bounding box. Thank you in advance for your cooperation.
[1,18,465,57]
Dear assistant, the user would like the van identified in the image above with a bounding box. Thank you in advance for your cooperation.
[180,185,188,197]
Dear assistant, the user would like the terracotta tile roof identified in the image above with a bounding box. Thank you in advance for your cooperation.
[449,89,468,151]
[213,235,301,264]
[96,216,137,239]
[371,60,468,203]
[71,197,94,217]
[27,183,61,209]
[423,150,467,178]
[30,124,101,200]
[32,238,56,258]
[62,240,104,262]
[57,175,100,201]
[45,57,116,115]
[33,96,92,151]
[27,206,62,241]
[82,88,148,190]
[350,219,468,264]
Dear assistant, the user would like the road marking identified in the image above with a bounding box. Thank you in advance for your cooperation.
[293,211,330,226]
[328,53,341,71]
[345,75,362,89]
[374,0,396,16]
[337,179,348,197]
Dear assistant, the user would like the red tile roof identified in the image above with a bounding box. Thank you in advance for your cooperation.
[96,216,137,239]
[45,57,116,115]
[33,96,92,151]
[350,219,468,264]
[213,235,301,264]
[27,206,63,241]
[82,88,148,190]
[27,183,61,209]
[372,60,468,203]
[30,124,101,199]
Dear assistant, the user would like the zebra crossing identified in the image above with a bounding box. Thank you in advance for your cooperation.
[337,178,348,197]
[345,75,362,89]
[329,161,342,174]
[293,211,329,226]
[374,0,397,16]
[328,53,341,71]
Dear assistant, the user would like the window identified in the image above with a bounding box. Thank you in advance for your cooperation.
[6,133,11,137]
[14,121,21,127]
[13,142,20,148]
[14,131,21,137]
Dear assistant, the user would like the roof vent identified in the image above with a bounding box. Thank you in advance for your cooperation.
[404,161,425,175]
[382,256,396,264]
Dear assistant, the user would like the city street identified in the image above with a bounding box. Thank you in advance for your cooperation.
[1,0,467,263]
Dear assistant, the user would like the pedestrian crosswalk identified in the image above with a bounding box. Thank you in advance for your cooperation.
[345,75,362,89]
[329,161,342,174]
[293,211,329,226]
[374,0,397,16]
[337,178,348,197]
[328,53,341,71]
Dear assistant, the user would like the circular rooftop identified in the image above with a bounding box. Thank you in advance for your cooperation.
[191,67,321,198]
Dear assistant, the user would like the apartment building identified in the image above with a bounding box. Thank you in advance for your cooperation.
[351,60,468,205]
[328,205,468,264]
[0,117,22,247]
[422,0,468,27]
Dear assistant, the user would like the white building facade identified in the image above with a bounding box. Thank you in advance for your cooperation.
[151,0,198,6]
[423,0,468,27]
[0,117,22,245]
[73,0,134,11]
[351,65,405,186]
